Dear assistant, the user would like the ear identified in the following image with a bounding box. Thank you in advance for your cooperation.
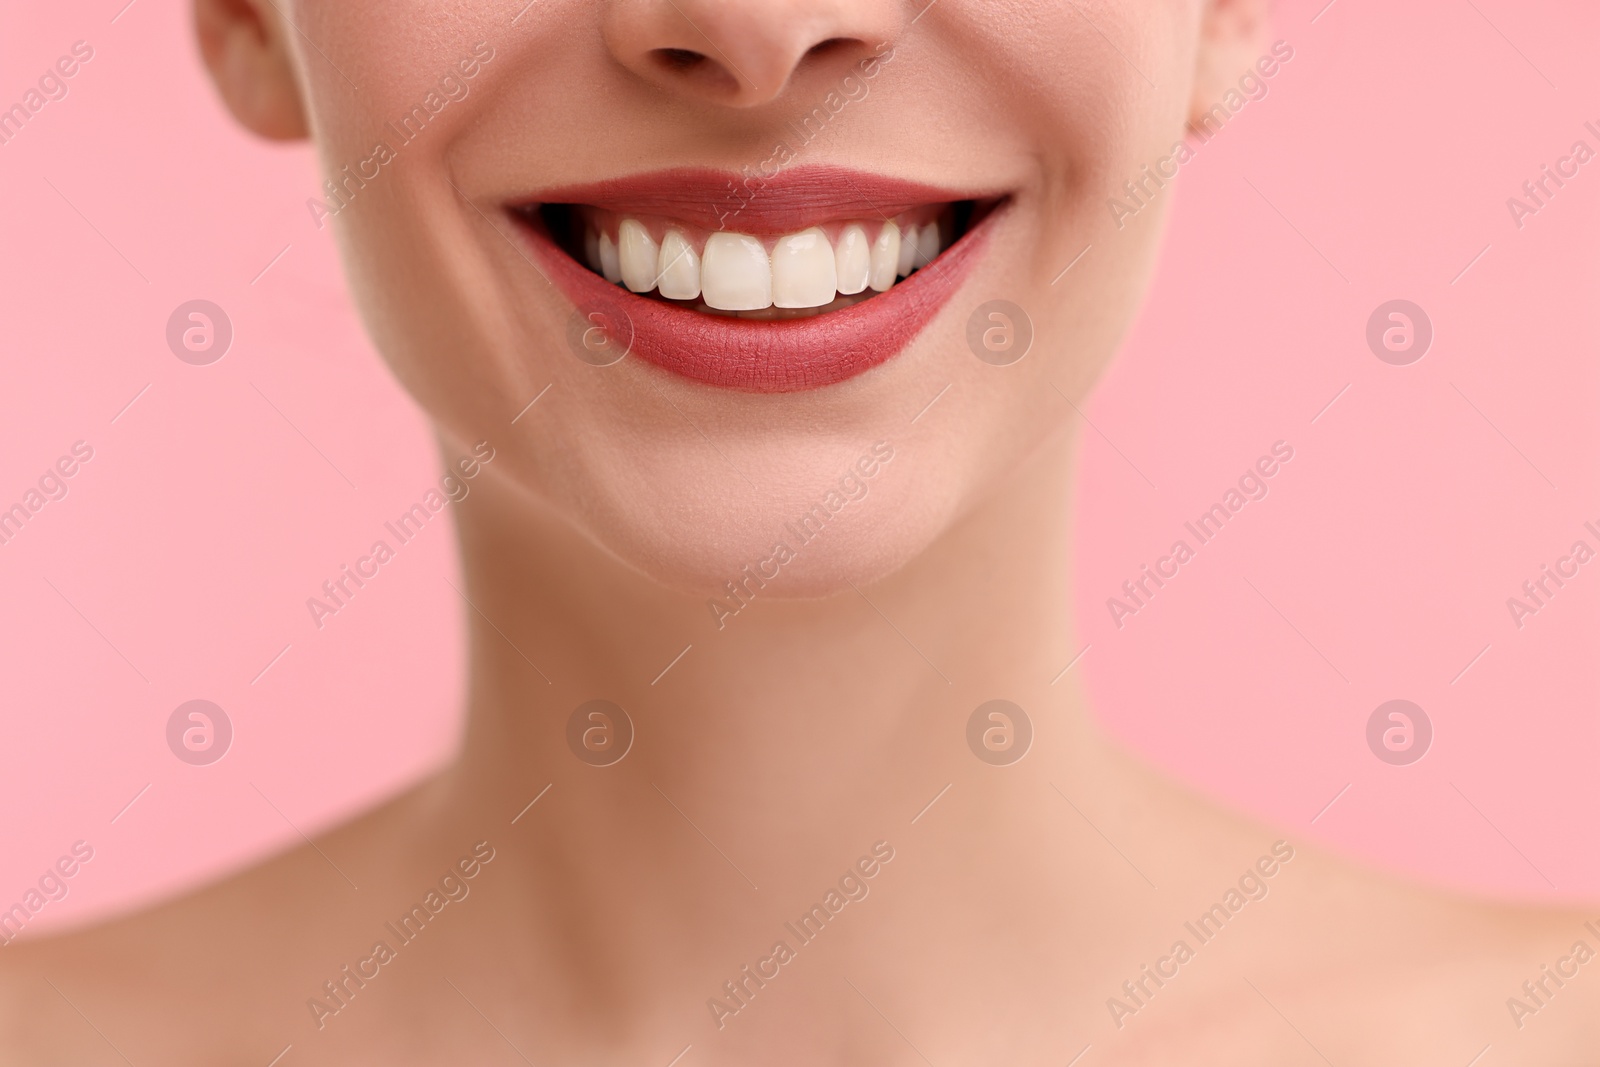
[1189,0,1271,125]
[194,0,308,140]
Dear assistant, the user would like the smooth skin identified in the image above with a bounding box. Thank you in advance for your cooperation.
[2,1,1596,1064]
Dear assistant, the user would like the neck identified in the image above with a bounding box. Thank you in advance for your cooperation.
[431,422,1118,1019]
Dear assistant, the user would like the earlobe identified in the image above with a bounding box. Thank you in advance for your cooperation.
[1188,0,1271,126]
[194,0,309,140]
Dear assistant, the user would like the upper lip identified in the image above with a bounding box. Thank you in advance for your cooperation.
[502,164,1010,392]
[512,164,1006,232]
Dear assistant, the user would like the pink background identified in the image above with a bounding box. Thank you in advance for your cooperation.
[1,0,1595,933]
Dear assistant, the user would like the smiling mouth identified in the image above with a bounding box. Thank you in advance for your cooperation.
[534,200,991,321]
[507,167,1007,392]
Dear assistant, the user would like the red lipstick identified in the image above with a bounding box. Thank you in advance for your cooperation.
[508,166,1004,393]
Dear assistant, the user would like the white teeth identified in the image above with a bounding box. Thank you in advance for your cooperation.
[896,223,916,277]
[656,230,700,300]
[771,227,837,309]
[619,219,660,293]
[834,224,869,296]
[598,232,623,284]
[702,232,773,311]
[911,222,939,269]
[589,213,950,306]
[869,222,900,292]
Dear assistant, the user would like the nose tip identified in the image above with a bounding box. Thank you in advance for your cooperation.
[603,0,902,108]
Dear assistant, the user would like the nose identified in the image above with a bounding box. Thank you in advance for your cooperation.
[602,0,903,108]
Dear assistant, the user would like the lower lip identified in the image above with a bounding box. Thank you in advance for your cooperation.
[514,209,998,393]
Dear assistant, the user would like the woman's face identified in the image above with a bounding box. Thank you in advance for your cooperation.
[221,0,1232,595]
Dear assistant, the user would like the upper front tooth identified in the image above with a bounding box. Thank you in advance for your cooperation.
[656,230,700,300]
[588,216,936,302]
[702,232,772,311]
[896,223,917,277]
[869,222,900,292]
[771,227,838,309]
[834,224,869,296]
[619,219,660,293]
[598,232,623,284]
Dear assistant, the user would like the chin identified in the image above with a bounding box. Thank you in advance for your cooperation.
[503,409,958,602]
[305,5,1185,605]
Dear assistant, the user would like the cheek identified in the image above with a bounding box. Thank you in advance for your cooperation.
[305,0,1199,598]
[923,3,1200,390]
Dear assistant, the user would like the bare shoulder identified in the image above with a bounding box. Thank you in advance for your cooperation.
[1218,834,1600,1060]
[0,849,327,1064]
[1104,747,1600,1061]
[0,777,451,1066]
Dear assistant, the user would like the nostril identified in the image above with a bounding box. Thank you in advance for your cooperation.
[653,47,708,73]
[804,38,852,60]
